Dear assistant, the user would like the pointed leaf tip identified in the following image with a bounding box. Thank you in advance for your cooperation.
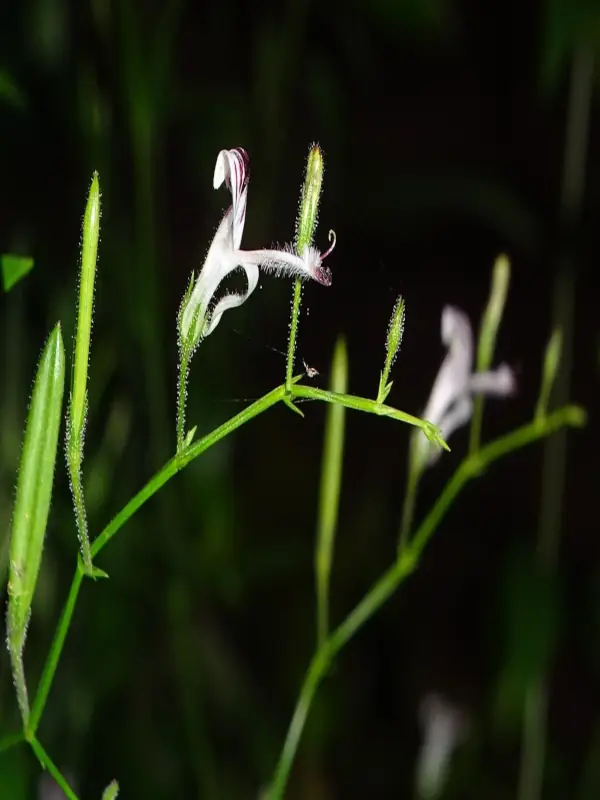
[1,254,35,292]
[284,396,305,417]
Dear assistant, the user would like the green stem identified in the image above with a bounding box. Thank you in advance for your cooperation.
[266,405,585,799]
[67,456,91,570]
[267,554,418,800]
[27,562,84,739]
[329,555,417,656]
[267,646,332,798]
[22,376,434,755]
[286,280,303,391]
[316,582,328,654]
[290,384,447,445]
[176,347,190,453]
[27,385,287,737]
[21,356,583,783]
[92,383,287,556]
[315,339,348,648]
[30,736,79,800]
[411,407,584,560]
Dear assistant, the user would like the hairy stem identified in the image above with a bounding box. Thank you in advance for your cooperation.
[176,347,191,453]
[286,280,303,391]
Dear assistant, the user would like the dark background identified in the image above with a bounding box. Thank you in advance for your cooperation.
[1,0,599,797]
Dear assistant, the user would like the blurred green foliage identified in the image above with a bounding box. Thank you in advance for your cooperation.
[1,255,34,292]
[0,0,597,798]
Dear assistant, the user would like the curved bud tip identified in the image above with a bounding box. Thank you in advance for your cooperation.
[321,229,336,261]
[313,230,336,286]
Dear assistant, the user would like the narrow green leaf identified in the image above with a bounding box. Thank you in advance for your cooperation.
[283,395,304,417]
[476,254,510,373]
[1,255,34,293]
[70,172,101,443]
[88,566,109,579]
[535,328,563,421]
[315,337,348,647]
[7,324,65,721]
[67,172,101,570]
[470,253,511,453]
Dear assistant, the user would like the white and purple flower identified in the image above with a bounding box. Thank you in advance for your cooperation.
[179,147,335,347]
[418,305,515,466]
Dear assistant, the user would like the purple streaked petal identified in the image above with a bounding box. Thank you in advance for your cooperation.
[213,148,249,250]
[236,244,331,286]
[235,229,335,287]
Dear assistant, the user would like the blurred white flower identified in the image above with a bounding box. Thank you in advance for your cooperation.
[179,147,335,347]
[418,305,515,466]
[416,693,468,799]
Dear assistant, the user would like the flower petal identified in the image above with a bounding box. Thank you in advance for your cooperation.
[203,263,260,338]
[179,210,234,342]
[236,230,335,287]
[468,363,515,396]
[237,246,329,286]
[441,305,473,374]
[422,306,474,429]
[429,394,473,464]
[213,147,249,250]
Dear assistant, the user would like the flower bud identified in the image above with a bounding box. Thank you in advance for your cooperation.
[295,144,324,253]
[378,295,405,404]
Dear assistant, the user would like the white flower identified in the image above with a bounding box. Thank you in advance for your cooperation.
[416,693,467,799]
[179,147,335,347]
[419,305,515,466]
